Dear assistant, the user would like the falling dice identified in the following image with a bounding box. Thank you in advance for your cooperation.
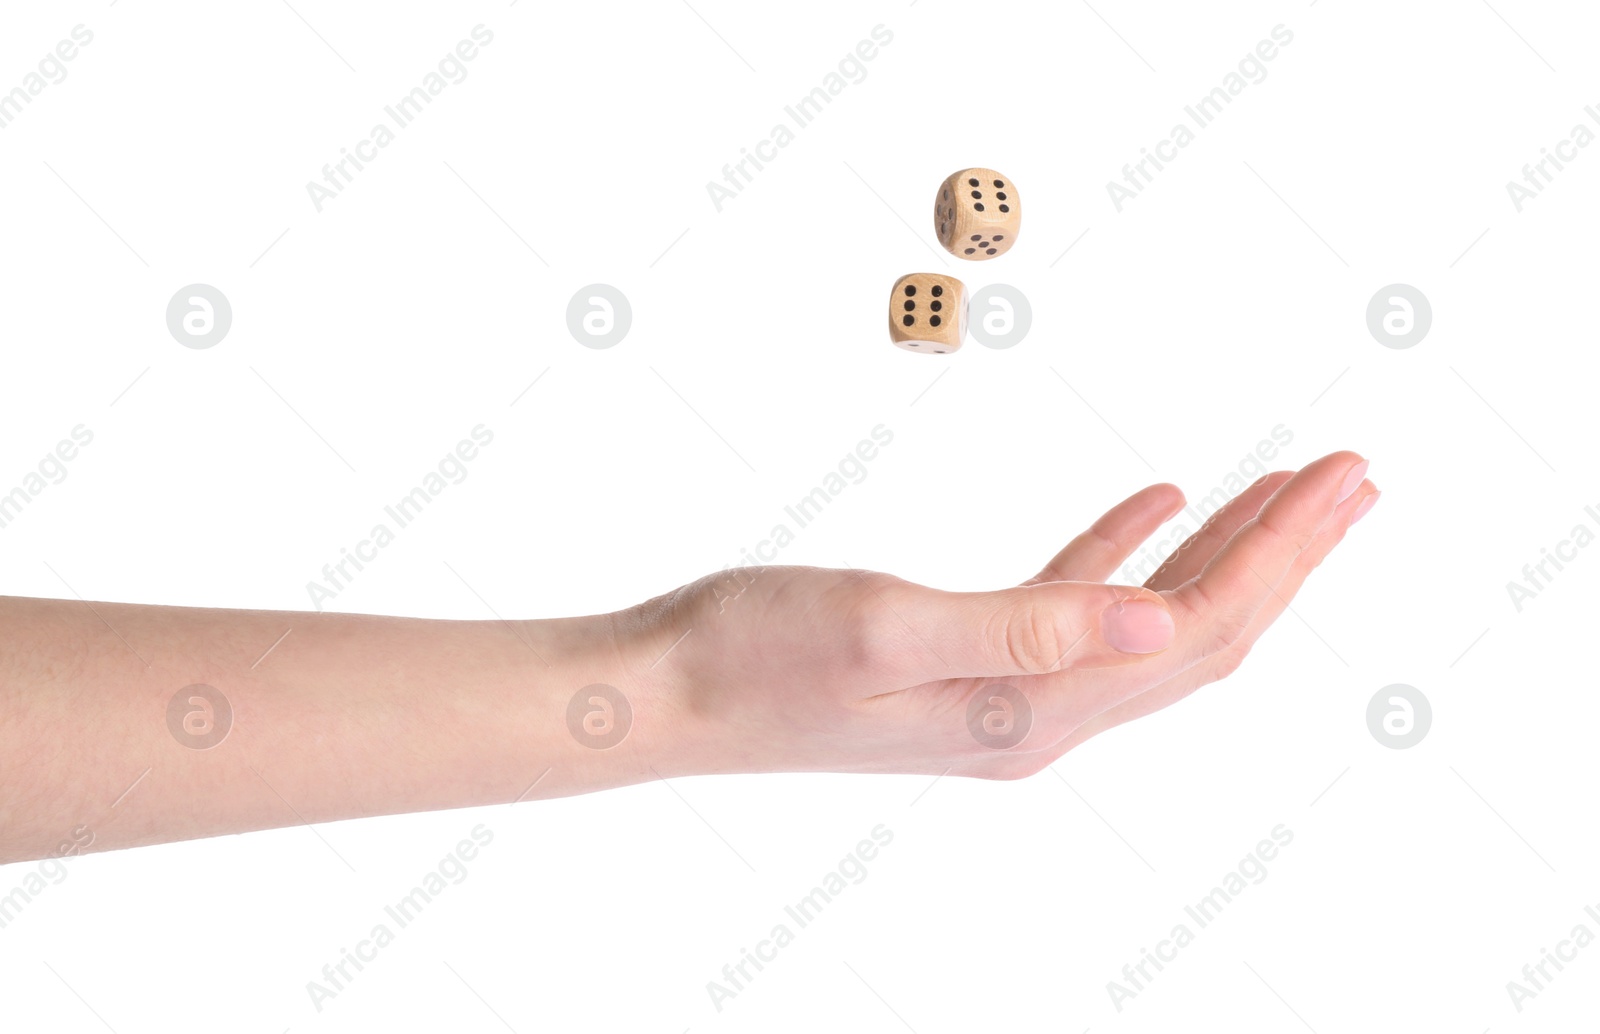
[889,273,966,353]
[935,168,1019,260]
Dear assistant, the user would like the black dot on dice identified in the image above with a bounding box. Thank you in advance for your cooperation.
[931,285,944,296]
[998,204,1009,213]
[971,191,982,200]
[902,314,914,326]
[930,315,942,327]
[968,177,979,186]
[904,284,916,296]
[930,300,942,312]
[985,248,997,255]
[971,235,981,241]
[964,247,976,254]
[996,192,1007,201]
[994,179,1004,187]
[903,299,915,311]
[974,203,985,212]
[993,235,1004,241]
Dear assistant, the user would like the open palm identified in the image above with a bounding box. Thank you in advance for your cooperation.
[643,451,1377,781]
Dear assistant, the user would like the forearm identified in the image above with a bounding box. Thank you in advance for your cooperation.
[0,595,673,862]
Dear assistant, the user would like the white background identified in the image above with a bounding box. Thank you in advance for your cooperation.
[1,0,1595,1030]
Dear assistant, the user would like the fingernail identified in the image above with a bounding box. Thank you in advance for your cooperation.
[1350,490,1379,524]
[1102,599,1175,654]
[1337,459,1369,504]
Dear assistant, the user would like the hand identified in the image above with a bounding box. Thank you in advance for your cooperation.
[632,451,1378,781]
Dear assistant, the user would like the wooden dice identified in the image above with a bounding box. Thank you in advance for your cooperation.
[935,168,1019,259]
[889,273,966,353]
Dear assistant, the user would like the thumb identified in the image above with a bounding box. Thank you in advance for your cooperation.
[887,580,1175,683]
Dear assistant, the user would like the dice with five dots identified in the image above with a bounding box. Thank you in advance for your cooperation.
[889,273,966,353]
[935,168,1019,260]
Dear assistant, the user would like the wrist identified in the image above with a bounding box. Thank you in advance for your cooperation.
[511,608,692,800]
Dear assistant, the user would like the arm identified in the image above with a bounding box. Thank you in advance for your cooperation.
[0,599,654,860]
[0,451,1376,862]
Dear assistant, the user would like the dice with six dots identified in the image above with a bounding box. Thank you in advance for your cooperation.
[934,168,1019,259]
[889,273,966,353]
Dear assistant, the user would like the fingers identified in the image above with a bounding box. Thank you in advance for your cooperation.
[884,579,1176,683]
[1025,484,1185,586]
[1211,479,1379,678]
[1144,472,1292,591]
[1168,451,1368,662]
[1061,477,1380,749]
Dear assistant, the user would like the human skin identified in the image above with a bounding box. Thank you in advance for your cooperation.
[0,451,1377,863]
